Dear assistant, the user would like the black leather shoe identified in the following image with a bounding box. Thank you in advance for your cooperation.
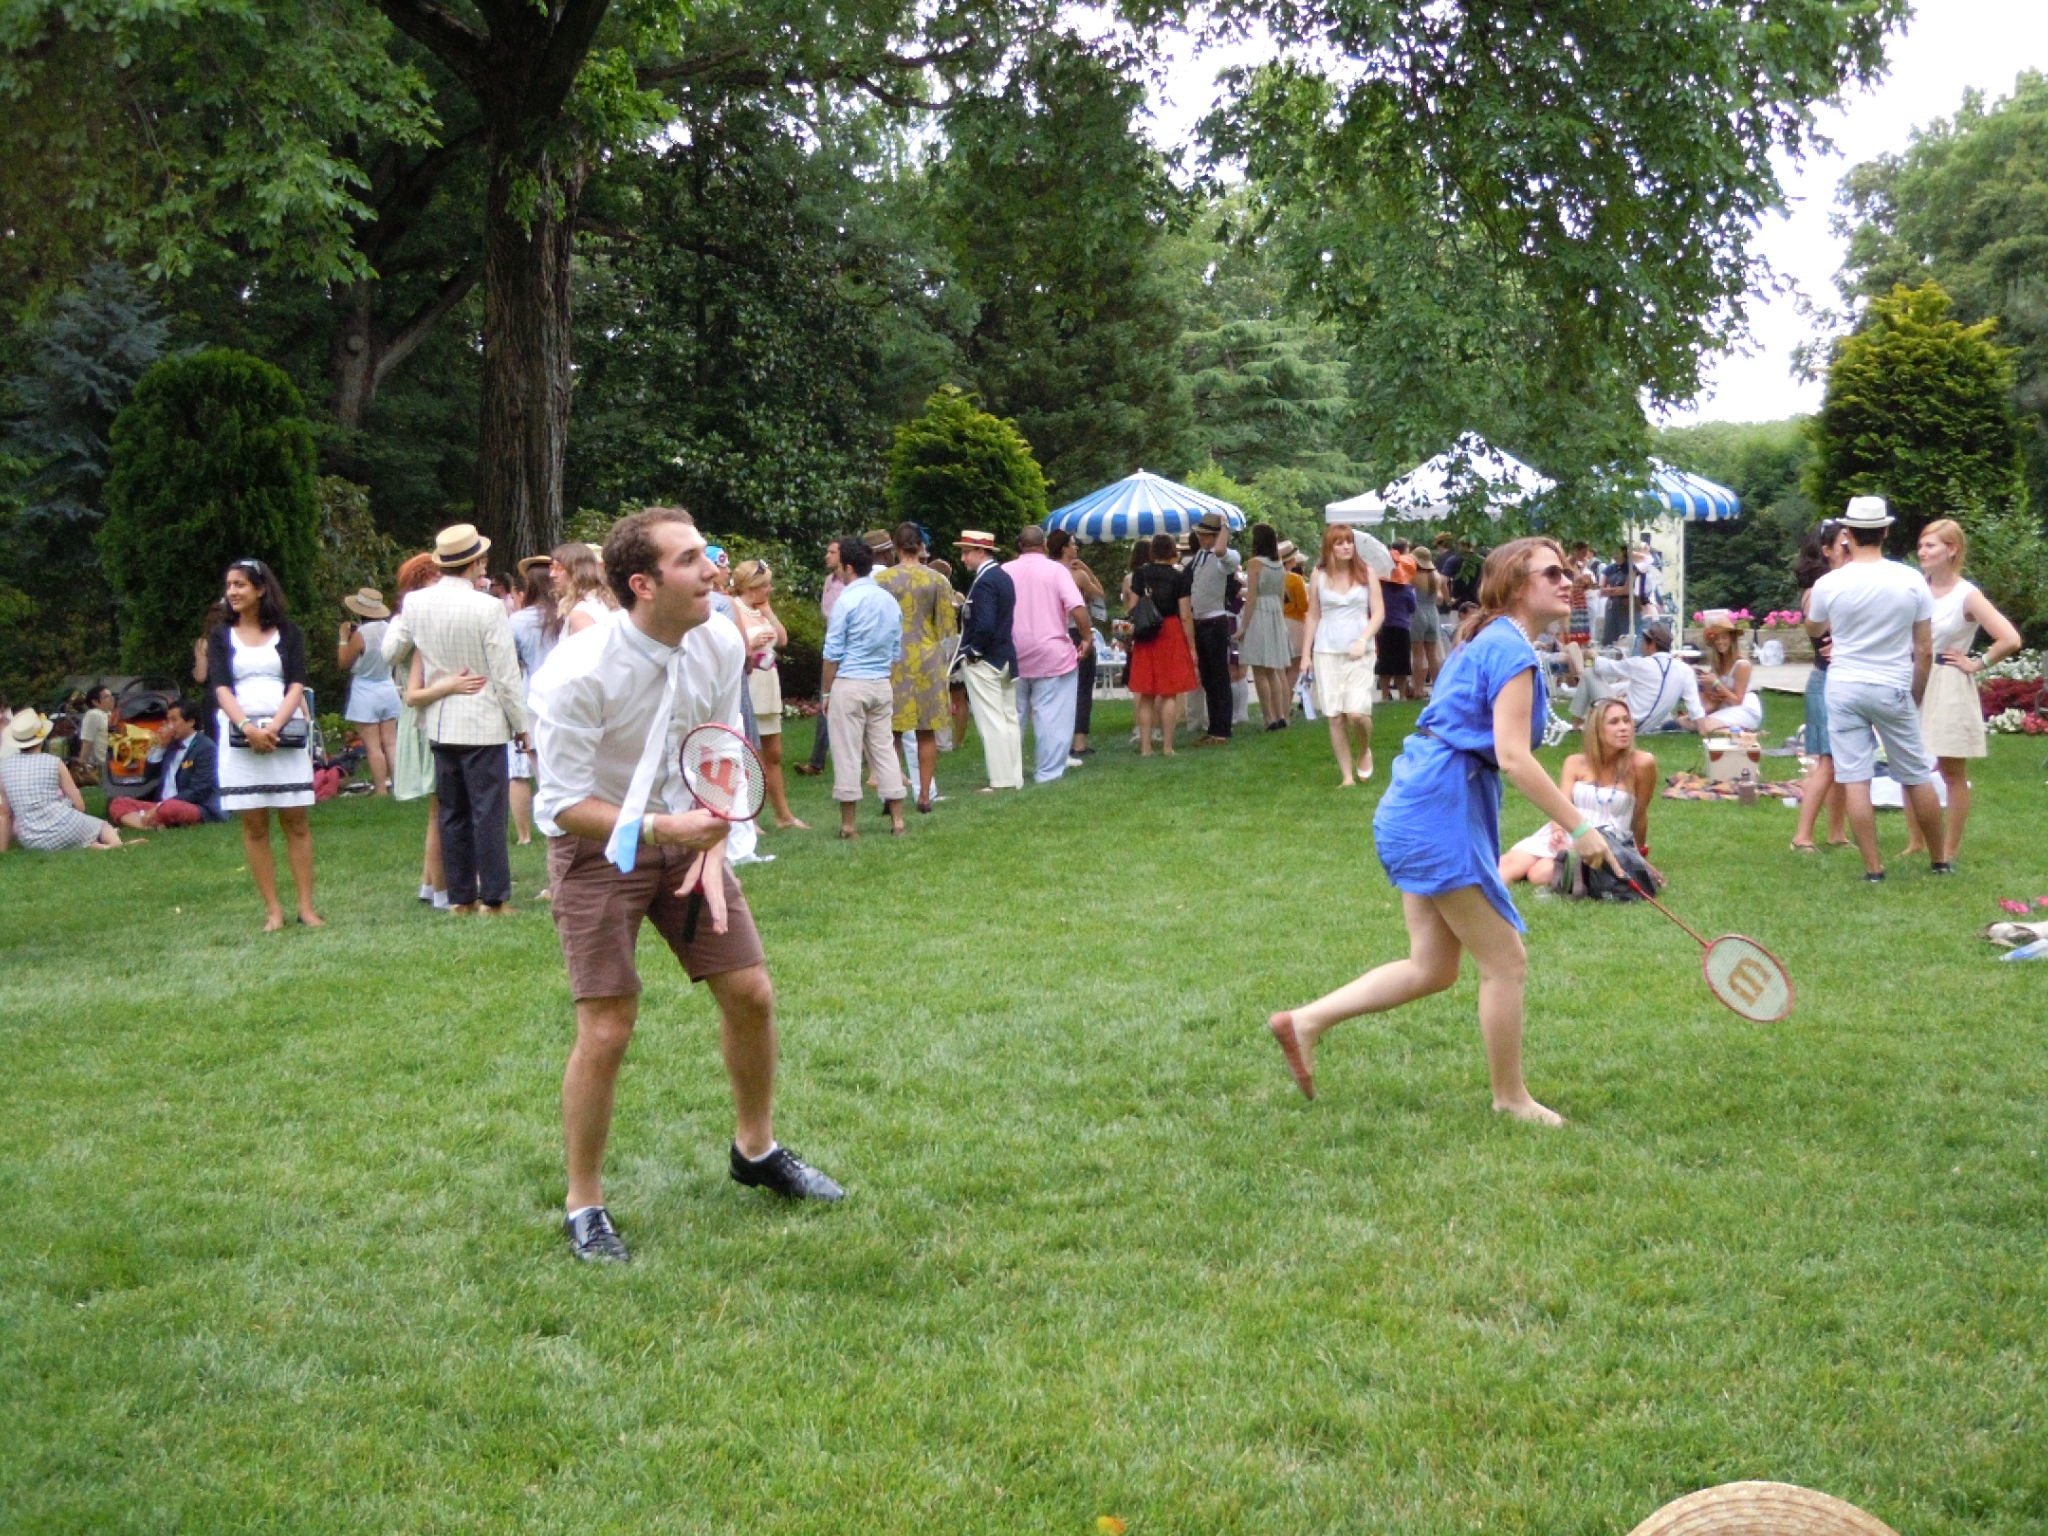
[565,1206,631,1263]
[1929,861,1956,875]
[730,1144,845,1202]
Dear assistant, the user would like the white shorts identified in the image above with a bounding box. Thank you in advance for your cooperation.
[1826,677,1933,786]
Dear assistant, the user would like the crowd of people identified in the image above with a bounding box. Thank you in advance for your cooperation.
[2,492,2032,1256]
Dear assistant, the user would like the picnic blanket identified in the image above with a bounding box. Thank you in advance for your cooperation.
[1661,771,1804,804]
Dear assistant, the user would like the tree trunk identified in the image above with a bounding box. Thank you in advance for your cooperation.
[473,135,586,559]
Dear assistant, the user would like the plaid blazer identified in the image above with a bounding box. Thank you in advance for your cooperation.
[383,577,529,746]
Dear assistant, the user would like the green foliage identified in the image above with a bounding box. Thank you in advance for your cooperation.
[1806,281,2029,548]
[1949,498,2048,644]
[1836,71,2048,517]
[931,34,1195,499]
[1206,0,1906,492]
[307,476,404,706]
[1654,419,1818,616]
[100,349,320,676]
[886,386,1047,552]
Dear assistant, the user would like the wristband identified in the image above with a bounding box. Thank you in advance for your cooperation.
[1568,821,1596,840]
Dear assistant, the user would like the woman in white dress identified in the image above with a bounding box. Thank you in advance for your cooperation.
[1499,697,1658,888]
[1902,517,2022,865]
[209,558,321,930]
[1296,524,1383,786]
[337,587,400,794]
[733,559,807,830]
[1691,610,1764,734]
[556,541,618,637]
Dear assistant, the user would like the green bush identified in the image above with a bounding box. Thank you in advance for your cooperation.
[100,349,319,677]
[886,386,1046,552]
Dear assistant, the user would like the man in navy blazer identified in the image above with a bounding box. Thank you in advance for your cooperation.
[108,699,225,828]
[953,529,1023,792]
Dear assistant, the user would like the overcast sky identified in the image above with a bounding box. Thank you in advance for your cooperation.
[1140,3,2048,427]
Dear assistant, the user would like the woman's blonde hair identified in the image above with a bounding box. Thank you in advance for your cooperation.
[1922,517,1967,568]
[732,558,772,594]
[1454,537,1566,644]
[553,541,614,615]
[1582,696,1635,783]
[1700,619,1745,670]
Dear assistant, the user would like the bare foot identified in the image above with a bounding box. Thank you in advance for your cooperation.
[1268,1011,1316,1100]
[838,828,860,841]
[1493,1096,1566,1127]
[262,911,287,933]
[298,911,326,927]
[1337,778,1356,788]
[889,822,907,836]
[775,817,809,830]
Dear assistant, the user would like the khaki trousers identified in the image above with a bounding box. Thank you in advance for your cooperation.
[962,658,1023,790]
[828,676,905,803]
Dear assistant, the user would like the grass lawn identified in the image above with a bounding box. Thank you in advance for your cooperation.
[4,698,2045,1535]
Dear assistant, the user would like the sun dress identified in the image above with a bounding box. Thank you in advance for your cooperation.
[1919,579,1988,758]
[1127,562,1199,696]
[1309,573,1376,718]
[1238,556,1292,669]
[215,627,315,811]
[1373,616,1546,931]
[737,599,785,737]
[0,751,105,849]
[875,561,958,732]
[1509,778,1636,858]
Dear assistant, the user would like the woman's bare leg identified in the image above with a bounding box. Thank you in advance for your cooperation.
[1936,756,1970,862]
[915,729,938,807]
[509,776,534,844]
[1161,694,1182,755]
[1431,886,1559,1124]
[1792,754,1834,849]
[243,809,285,930]
[761,733,805,827]
[279,805,321,925]
[1326,715,1355,784]
[355,719,392,794]
[422,795,444,894]
[1135,695,1157,755]
[1350,713,1374,779]
[1498,850,1553,886]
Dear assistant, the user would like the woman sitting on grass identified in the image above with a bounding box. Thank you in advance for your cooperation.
[1690,610,1764,734]
[1268,537,1610,1126]
[1498,697,1658,889]
[0,709,133,852]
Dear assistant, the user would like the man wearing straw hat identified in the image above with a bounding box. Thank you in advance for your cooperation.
[384,523,530,912]
[952,530,1022,792]
[1805,495,1945,879]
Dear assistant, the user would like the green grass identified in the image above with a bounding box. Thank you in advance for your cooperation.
[4,700,2045,1535]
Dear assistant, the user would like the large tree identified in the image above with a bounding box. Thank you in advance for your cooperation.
[1202,0,1908,519]
[1834,70,2048,514]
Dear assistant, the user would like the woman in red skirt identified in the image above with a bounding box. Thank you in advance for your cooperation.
[1125,532,1199,755]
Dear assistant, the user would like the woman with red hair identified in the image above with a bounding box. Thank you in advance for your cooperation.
[1296,524,1384,785]
[1270,537,1610,1125]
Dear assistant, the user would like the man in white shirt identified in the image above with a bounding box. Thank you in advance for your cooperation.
[1805,496,1945,879]
[530,506,844,1264]
[384,523,530,912]
[1570,627,1704,733]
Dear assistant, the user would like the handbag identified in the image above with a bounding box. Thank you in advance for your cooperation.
[229,712,309,750]
[1128,590,1165,641]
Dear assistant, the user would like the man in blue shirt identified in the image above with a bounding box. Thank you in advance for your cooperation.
[819,535,907,838]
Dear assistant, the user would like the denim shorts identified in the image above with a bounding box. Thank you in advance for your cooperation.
[1803,668,1829,757]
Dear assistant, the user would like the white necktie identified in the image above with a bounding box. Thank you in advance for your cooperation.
[604,650,680,873]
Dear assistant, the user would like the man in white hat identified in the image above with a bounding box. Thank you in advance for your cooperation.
[1805,496,1946,878]
[529,506,844,1263]
[384,522,530,911]
[952,530,1022,791]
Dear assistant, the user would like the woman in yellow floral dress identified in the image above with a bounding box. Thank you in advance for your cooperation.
[875,521,959,813]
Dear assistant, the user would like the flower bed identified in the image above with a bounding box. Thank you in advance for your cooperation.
[1980,649,2046,733]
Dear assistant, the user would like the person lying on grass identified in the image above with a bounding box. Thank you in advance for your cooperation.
[1268,537,1611,1127]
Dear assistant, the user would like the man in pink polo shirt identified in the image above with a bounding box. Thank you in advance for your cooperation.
[1002,525,1094,783]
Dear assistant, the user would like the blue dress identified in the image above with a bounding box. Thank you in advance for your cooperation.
[1372,616,1547,931]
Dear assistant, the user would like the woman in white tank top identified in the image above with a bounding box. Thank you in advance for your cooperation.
[1499,697,1659,889]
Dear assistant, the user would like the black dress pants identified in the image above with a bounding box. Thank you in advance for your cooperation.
[433,742,512,907]
[1194,616,1233,739]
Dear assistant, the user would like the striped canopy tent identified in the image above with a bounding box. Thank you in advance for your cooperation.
[1326,433,1554,525]
[1637,460,1741,522]
[1044,469,1245,544]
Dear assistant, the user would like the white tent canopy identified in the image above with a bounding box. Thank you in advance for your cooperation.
[1326,434,1555,525]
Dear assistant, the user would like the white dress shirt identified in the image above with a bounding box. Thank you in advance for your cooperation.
[530,607,747,839]
[383,575,529,745]
[1592,652,1705,731]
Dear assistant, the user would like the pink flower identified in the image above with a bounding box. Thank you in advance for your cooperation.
[2000,900,2031,914]
[2036,897,2048,908]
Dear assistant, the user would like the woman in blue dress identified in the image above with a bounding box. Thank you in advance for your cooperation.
[1268,537,1611,1125]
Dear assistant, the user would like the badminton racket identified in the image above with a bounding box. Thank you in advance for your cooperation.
[1607,833,1795,1022]
[675,723,767,942]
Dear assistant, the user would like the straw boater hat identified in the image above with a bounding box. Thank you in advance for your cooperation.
[1840,494,1894,528]
[1625,1480,1901,1536]
[1697,607,1740,633]
[1195,511,1228,533]
[342,587,390,620]
[1276,539,1298,561]
[954,530,998,553]
[432,522,491,569]
[4,708,54,754]
[517,554,552,576]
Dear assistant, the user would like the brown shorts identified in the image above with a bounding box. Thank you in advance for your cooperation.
[546,834,767,1001]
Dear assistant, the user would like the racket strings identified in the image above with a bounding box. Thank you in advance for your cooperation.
[681,731,767,820]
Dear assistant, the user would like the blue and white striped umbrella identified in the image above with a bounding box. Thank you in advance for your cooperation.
[1638,461,1741,521]
[1044,469,1245,544]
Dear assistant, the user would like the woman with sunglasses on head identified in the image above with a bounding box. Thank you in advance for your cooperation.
[1498,696,1658,889]
[209,558,322,930]
[1269,538,1609,1125]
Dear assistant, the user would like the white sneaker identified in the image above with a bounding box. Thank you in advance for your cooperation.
[1066,755,1084,768]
